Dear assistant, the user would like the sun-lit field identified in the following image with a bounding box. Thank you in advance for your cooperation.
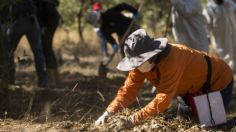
[0,28,235,132]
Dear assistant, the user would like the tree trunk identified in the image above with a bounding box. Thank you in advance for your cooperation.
[77,11,84,42]
[77,0,85,42]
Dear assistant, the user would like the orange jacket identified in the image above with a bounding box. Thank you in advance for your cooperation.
[106,43,233,124]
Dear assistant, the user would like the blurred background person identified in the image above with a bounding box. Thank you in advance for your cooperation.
[203,0,236,74]
[171,0,209,52]
[2,0,48,87]
[91,2,109,62]
[86,2,140,59]
[34,0,61,86]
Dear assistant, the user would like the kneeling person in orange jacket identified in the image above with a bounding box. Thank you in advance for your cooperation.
[95,29,233,129]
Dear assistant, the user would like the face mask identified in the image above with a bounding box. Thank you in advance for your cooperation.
[137,61,155,73]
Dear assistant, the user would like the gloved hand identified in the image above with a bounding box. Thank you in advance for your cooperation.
[95,111,111,126]
[108,116,135,131]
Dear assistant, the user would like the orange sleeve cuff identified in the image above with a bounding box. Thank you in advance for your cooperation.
[133,93,172,124]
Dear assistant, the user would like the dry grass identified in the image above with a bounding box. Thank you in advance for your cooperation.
[0,28,236,131]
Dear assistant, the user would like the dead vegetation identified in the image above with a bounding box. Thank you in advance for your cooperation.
[0,29,235,131]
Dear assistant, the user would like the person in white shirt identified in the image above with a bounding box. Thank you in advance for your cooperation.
[171,0,209,52]
[203,0,236,73]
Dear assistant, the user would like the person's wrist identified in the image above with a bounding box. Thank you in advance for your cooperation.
[105,110,113,116]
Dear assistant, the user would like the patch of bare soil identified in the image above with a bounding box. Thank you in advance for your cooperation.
[0,29,236,131]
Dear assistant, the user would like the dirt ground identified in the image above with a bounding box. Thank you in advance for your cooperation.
[0,29,236,132]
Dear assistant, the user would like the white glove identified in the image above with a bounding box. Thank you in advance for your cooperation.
[95,111,110,126]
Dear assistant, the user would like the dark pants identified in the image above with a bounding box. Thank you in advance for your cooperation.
[5,15,47,86]
[0,26,8,109]
[221,80,234,111]
[0,23,9,90]
[96,29,108,56]
[37,12,60,69]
